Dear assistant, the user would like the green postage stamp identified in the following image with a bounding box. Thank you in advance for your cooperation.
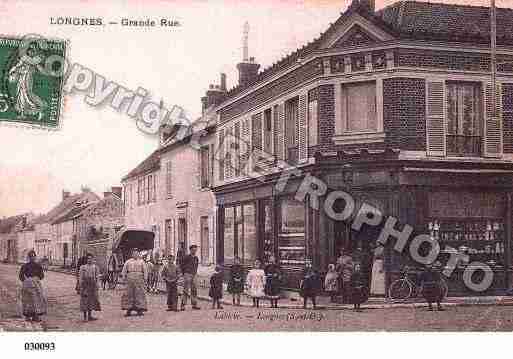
[0,35,67,129]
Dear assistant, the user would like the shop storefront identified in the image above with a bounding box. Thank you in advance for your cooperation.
[215,154,513,295]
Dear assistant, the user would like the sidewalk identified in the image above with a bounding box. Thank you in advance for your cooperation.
[43,264,513,310]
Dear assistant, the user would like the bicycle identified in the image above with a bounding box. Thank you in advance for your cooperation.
[388,266,448,301]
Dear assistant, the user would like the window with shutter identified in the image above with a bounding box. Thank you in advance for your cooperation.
[234,122,241,177]
[308,98,318,147]
[275,103,285,160]
[483,82,503,158]
[218,129,225,181]
[200,146,210,188]
[446,81,483,156]
[298,93,308,162]
[240,118,251,173]
[285,97,299,165]
[426,81,446,156]
[263,109,272,154]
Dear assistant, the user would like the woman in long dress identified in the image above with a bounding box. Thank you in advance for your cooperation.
[18,250,47,322]
[246,260,265,308]
[79,253,101,321]
[121,250,148,316]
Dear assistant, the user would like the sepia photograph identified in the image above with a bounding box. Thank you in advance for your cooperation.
[1,0,513,356]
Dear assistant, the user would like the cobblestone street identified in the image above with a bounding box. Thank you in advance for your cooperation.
[1,264,513,331]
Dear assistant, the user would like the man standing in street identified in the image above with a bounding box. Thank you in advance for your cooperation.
[180,245,200,311]
[162,254,180,311]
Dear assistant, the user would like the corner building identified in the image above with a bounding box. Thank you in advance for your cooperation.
[211,0,513,295]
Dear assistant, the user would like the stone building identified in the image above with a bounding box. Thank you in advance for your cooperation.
[40,189,100,265]
[0,214,31,263]
[73,187,124,271]
[210,0,513,295]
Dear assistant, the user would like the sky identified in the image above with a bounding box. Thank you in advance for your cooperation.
[0,0,509,217]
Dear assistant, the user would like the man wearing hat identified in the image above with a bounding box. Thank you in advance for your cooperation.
[180,244,201,310]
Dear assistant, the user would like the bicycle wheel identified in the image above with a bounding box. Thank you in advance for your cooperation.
[388,279,413,301]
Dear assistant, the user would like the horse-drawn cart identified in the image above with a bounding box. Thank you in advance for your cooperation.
[106,228,155,289]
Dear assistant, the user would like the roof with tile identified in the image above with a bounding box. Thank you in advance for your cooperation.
[222,1,513,100]
[121,149,161,182]
[0,215,25,234]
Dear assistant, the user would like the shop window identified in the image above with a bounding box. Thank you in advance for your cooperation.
[263,201,274,263]
[224,207,235,264]
[278,198,306,266]
[446,81,483,156]
[223,202,257,265]
[243,203,257,263]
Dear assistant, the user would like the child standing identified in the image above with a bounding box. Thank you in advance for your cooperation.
[209,265,224,309]
[300,260,320,309]
[228,257,244,306]
[349,263,369,312]
[324,264,338,302]
[246,260,266,308]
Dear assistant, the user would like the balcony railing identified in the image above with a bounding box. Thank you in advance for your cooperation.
[446,135,481,157]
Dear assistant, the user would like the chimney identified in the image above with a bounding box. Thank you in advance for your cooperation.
[220,73,227,92]
[350,0,375,13]
[237,59,260,88]
[62,190,71,201]
[111,186,122,199]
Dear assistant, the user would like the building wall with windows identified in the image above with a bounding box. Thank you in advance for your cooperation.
[211,1,513,294]
[122,125,217,271]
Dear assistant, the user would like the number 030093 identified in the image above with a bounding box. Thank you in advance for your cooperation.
[24,342,55,351]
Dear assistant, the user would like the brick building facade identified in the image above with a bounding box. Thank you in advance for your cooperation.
[210,0,513,295]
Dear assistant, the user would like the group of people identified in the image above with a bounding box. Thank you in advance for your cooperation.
[16,245,447,324]
[223,255,283,309]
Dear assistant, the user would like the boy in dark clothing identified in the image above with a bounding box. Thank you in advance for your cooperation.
[300,260,321,309]
[209,265,224,309]
[228,257,244,306]
[350,264,369,312]
[420,262,445,311]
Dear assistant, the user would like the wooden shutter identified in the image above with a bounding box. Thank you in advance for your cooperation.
[483,82,503,158]
[218,129,225,181]
[241,118,251,173]
[298,93,308,162]
[426,81,446,156]
[275,103,285,160]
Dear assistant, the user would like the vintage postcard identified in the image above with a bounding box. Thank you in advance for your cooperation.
[1,0,513,354]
